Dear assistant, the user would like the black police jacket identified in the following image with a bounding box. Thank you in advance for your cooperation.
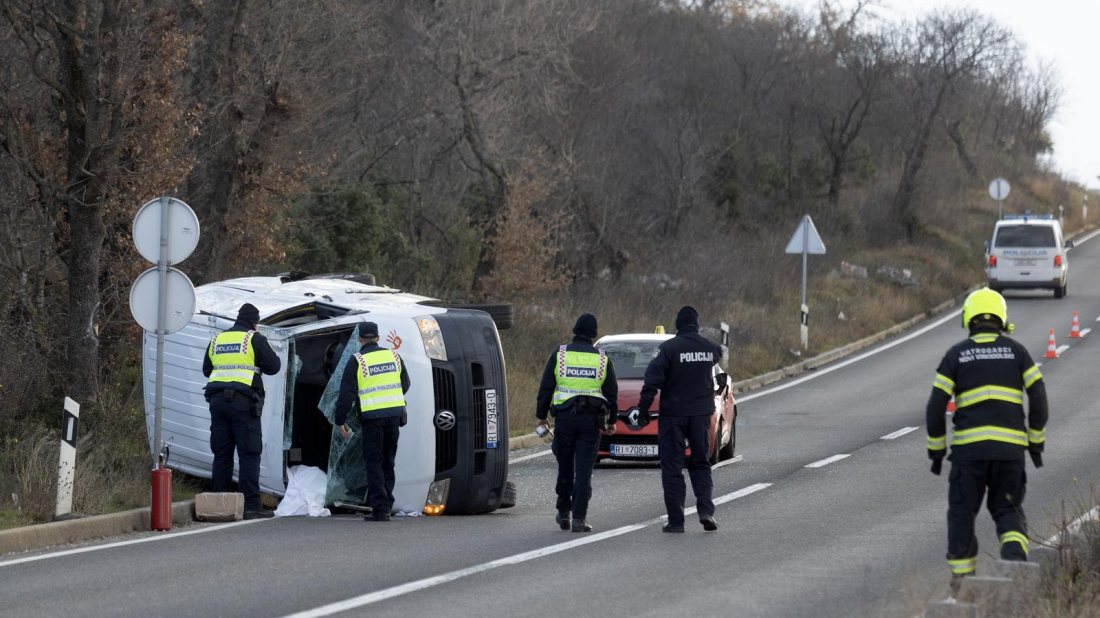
[202,320,282,398]
[639,325,722,417]
[535,336,618,420]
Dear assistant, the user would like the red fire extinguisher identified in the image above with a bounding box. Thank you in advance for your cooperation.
[151,448,172,531]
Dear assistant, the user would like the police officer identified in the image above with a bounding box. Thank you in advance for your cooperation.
[926,288,1047,588]
[536,313,618,533]
[637,306,722,533]
[336,323,410,522]
[202,303,282,519]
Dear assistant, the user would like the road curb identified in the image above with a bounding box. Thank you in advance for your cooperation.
[0,500,195,556]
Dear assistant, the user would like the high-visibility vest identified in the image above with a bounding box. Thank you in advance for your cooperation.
[208,331,259,386]
[355,349,406,415]
[551,346,607,406]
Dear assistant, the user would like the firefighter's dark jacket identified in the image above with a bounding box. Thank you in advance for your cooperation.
[926,327,1048,461]
[335,342,412,426]
[638,325,722,417]
[202,320,282,397]
[536,336,618,420]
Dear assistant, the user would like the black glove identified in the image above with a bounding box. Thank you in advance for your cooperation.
[930,458,943,476]
[1029,451,1043,468]
[399,411,408,427]
[638,408,651,427]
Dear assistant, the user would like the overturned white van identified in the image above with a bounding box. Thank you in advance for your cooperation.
[143,272,515,515]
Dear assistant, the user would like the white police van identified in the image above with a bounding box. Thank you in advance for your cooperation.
[143,272,516,515]
[986,214,1072,298]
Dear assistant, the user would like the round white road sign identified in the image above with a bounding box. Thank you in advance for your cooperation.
[129,267,197,334]
[132,197,200,265]
[989,178,1011,201]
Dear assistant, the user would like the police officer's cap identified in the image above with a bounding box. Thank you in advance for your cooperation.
[359,322,379,338]
[237,303,260,325]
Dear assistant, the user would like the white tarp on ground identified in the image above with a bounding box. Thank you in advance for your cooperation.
[275,466,332,517]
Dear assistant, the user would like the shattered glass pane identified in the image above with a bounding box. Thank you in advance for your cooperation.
[283,349,302,451]
[319,324,368,506]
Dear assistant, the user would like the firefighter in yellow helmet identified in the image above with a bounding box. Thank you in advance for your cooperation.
[926,288,1048,590]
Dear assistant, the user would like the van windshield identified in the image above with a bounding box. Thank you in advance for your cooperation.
[598,340,663,379]
[995,225,1056,248]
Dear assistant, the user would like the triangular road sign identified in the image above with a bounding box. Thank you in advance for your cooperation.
[785,215,826,255]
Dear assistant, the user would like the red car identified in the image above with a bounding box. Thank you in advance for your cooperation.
[595,333,737,464]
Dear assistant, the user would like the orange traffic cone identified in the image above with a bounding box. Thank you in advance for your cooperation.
[1045,329,1059,358]
[947,398,956,414]
[1070,311,1082,338]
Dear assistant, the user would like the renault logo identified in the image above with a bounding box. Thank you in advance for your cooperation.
[435,410,456,431]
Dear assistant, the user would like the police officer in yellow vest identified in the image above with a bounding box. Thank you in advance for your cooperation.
[926,289,1048,589]
[202,303,282,519]
[336,322,410,522]
[536,314,618,532]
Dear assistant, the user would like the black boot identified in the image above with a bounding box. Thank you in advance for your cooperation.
[572,519,593,533]
[555,510,572,531]
[662,523,685,533]
[700,516,718,531]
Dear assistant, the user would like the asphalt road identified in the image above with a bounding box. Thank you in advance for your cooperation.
[5,230,1100,617]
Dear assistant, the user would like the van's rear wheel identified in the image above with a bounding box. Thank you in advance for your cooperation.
[1055,284,1066,299]
[464,303,514,330]
[499,480,517,509]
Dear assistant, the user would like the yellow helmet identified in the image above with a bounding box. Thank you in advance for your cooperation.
[962,288,1009,331]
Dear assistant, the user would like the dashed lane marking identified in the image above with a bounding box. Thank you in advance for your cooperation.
[805,454,850,468]
[880,427,919,440]
[1080,328,1091,337]
[277,483,772,618]
[711,454,744,470]
[1056,345,1070,356]
[509,450,554,464]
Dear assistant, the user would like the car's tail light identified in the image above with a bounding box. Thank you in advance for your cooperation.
[1054,255,1062,267]
[989,255,997,267]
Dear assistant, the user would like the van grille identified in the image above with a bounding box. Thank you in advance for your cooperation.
[472,389,486,475]
[433,367,458,473]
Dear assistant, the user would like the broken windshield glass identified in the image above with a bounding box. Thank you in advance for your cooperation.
[318,324,369,505]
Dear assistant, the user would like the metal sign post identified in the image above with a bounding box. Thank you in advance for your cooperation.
[1084,194,1088,222]
[989,178,1010,220]
[785,215,826,350]
[130,197,199,465]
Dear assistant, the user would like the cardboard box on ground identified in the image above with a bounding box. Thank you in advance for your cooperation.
[195,493,245,521]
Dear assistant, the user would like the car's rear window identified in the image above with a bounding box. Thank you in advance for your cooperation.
[994,225,1056,248]
[597,340,663,379]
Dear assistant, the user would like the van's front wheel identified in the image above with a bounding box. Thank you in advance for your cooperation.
[499,480,517,509]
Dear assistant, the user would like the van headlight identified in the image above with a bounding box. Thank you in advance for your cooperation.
[415,316,448,361]
[424,478,450,516]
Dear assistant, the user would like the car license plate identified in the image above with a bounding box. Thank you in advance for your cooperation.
[611,444,658,457]
[1015,259,1036,267]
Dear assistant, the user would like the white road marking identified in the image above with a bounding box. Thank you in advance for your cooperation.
[1080,328,1091,337]
[1072,227,1100,246]
[805,454,850,468]
[1045,506,1100,545]
[278,483,772,618]
[880,427,919,440]
[509,450,553,464]
[0,518,268,569]
[738,309,963,403]
[1056,345,1070,356]
[711,454,744,470]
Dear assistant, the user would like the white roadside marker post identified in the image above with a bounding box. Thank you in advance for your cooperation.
[785,215,826,350]
[55,397,80,518]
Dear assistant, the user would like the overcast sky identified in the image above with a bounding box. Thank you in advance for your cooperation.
[780,0,1100,188]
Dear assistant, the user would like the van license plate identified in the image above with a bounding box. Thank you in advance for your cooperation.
[1015,259,1036,266]
[611,444,658,457]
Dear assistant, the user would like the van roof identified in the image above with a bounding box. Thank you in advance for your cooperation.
[196,276,441,321]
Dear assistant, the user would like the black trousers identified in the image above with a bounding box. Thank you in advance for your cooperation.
[552,412,600,520]
[361,416,401,514]
[947,458,1028,573]
[658,414,714,527]
[209,392,263,512]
